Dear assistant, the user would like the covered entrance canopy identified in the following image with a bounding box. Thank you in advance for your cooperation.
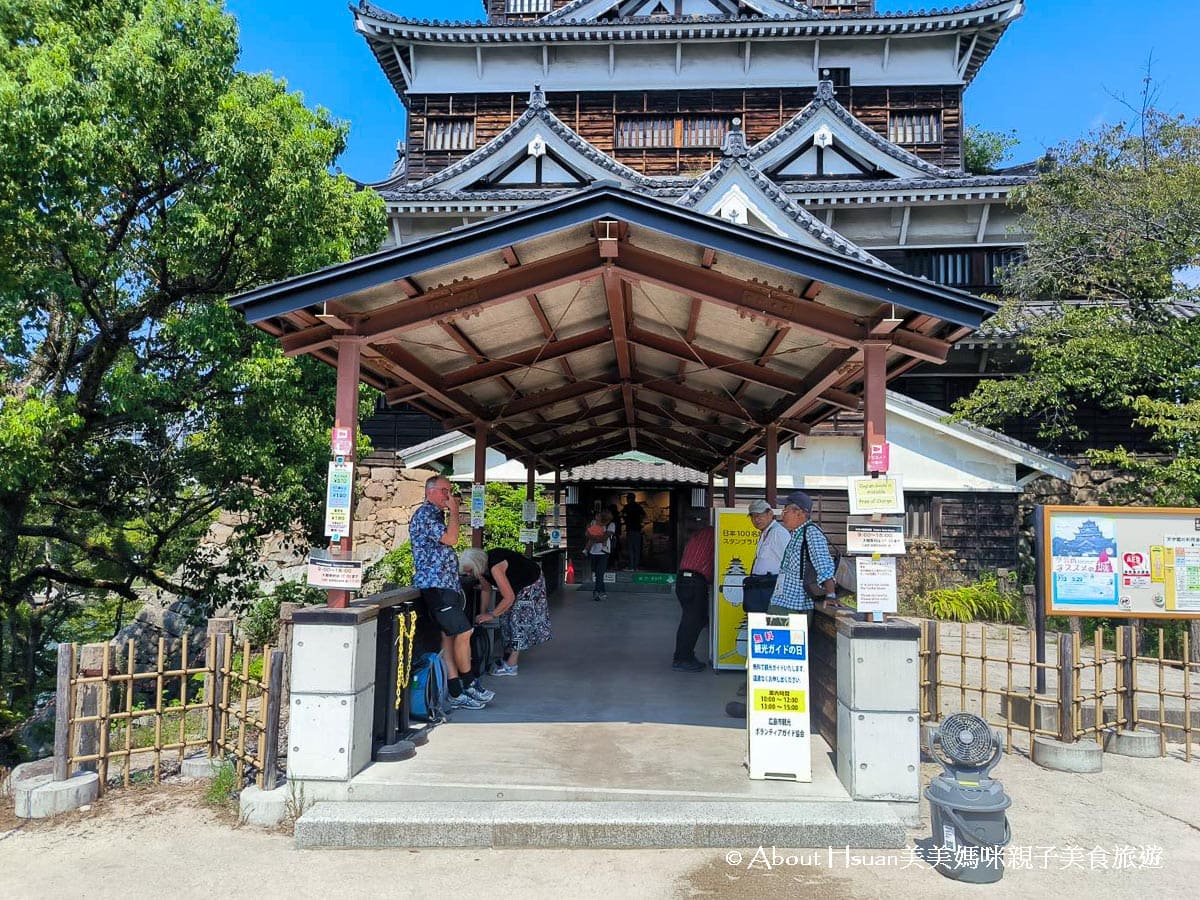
[231,182,996,478]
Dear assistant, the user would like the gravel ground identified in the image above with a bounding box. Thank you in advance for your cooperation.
[2,745,1199,900]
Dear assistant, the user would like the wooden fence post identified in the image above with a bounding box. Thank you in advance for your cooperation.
[277,602,299,714]
[921,620,939,721]
[260,649,285,789]
[1118,625,1137,730]
[53,644,72,782]
[206,618,234,758]
[73,643,109,775]
[208,633,229,763]
[1057,631,1076,744]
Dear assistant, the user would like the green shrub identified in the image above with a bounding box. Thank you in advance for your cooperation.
[897,543,966,614]
[920,574,1019,624]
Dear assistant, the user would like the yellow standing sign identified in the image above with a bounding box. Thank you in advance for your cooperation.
[711,507,760,670]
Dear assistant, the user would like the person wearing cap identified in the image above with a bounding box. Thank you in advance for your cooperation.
[771,490,837,624]
[741,499,791,613]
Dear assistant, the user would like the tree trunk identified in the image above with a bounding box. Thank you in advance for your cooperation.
[1190,620,1200,664]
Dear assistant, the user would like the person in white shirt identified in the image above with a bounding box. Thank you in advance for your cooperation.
[749,499,790,577]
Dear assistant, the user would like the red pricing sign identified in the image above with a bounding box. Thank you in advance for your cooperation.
[868,441,890,473]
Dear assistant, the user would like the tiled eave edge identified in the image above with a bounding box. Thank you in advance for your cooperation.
[356,12,1014,44]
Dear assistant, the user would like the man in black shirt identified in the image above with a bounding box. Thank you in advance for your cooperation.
[621,493,646,570]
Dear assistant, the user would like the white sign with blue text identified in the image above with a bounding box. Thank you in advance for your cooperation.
[746,612,812,782]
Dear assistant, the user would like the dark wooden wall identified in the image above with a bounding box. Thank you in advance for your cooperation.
[405,86,963,180]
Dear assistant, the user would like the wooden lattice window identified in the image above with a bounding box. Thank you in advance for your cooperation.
[425,117,476,152]
[984,248,1024,286]
[505,0,552,12]
[906,251,972,287]
[889,110,942,145]
[616,114,732,149]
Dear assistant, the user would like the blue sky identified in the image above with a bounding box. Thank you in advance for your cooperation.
[225,1,1200,182]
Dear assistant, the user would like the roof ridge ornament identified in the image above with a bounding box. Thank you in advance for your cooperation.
[722,117,749,158]
[528,84,547,109]
[815,80,836,102]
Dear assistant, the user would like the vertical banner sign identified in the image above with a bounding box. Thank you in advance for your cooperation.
[470,483,486,530]
[746,612,812,782]
[868,441,890,473]
[712,508,761,671]
[323,461,354,537]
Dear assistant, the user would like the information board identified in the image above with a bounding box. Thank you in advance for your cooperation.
[323,461,354,537]
[746,613,812,782]
[1039,505,1200,618]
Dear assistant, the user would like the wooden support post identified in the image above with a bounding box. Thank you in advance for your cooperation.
[862,341,888,472]
[473,419,488,549]
[526,463,537,557]
[1057,631,1076,744]
[707,472,714,510]
[765,424,778,508]
[328,336,363,609]
[53,643,72,782]
[261,649,285,789]
[725,458,736,508]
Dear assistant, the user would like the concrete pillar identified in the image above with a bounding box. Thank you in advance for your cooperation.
[287,606,377,789]
[834,617,921,802]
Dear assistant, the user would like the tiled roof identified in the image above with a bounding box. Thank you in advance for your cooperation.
[677,122,894,270]
[749,81,954,179]
[968,299,1200,343]
[563,454,711,484]
[397,86,684,194]
[540,0,827,25]
[357,1,1021,35]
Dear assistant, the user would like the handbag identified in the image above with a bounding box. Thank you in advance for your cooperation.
[741,573,777,614]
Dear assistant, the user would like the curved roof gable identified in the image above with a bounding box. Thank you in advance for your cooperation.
[679,123,892,269]
[750,81,955,180]
[401,86,671,194]
[540,0,824,24]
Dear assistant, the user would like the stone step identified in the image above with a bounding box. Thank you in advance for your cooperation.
[294,799,908,849]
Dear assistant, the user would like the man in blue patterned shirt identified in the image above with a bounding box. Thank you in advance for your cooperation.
[411,475,494,709]
[769,490,836,629]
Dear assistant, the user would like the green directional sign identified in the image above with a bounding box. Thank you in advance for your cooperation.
[632,573,676,585]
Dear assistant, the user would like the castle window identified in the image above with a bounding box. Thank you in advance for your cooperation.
[425,116,476,152]
[905,250,972,287]
[889,110,942,145]
[505,0,552,12]
[819,67,851,87]
[984,248,1024,286]
[616,114,733,149]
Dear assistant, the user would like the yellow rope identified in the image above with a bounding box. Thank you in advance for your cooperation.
[395,608,418,705]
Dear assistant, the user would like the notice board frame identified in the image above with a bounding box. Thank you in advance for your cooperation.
[1037,504,1200,620]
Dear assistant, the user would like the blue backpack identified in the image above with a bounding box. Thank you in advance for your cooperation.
[409,651,449,722]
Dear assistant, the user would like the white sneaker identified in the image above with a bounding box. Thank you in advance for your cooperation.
[449,692,486,710]
[465,683,495,703]
[492,661,519,676]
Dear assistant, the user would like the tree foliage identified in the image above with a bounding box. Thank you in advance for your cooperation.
[952,103,1200,504]
[0,0,386,715]
[963,125,1020,174]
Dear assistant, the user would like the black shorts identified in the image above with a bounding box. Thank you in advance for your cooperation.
[420,587,472,637]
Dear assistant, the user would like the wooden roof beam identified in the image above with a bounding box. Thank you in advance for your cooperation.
[279,244,603,355]
[442,325,613,390]
[490,378,617,418]
[614,246,863,347]
[628,325,801,394]
[510,400,625,440]
[632,399,746,443]
[641,378,763,424]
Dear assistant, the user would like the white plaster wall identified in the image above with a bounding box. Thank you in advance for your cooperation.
[405,35,964,94]
[740,420,1019,493]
